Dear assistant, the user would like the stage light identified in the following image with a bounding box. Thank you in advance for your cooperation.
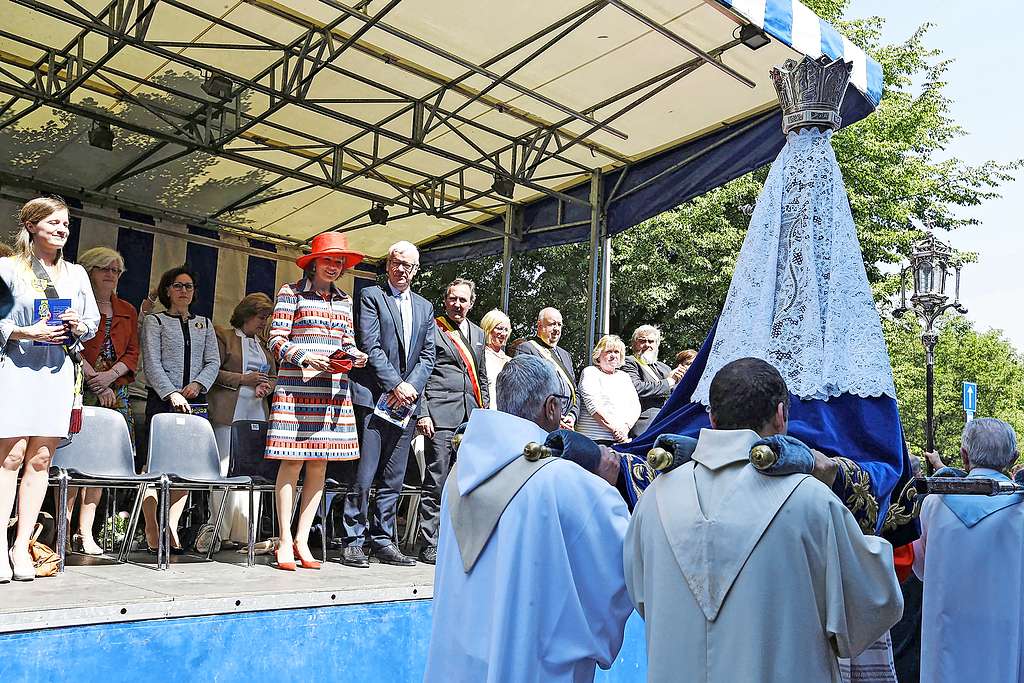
[738,24,770,50]
[88,121,114,151]
[201,73,234,100]
[368,203,389,225]
[491,173,515,199]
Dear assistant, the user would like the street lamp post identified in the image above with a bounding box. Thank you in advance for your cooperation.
[893,233,967,466]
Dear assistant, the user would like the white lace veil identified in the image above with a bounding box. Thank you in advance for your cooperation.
[691,127,896,404]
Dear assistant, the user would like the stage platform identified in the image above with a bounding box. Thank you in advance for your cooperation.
[0,550,647,682]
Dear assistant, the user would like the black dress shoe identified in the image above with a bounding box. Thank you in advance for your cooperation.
[341,546,369,568]
[373,543,416,567]
[418,545,437,565]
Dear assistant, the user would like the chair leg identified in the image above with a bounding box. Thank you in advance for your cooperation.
[158,477,170,570]
[246,484,255,568]
[56,471,69,573]
[119,483,147,563]
[207,485,229,561]
[319,493,327,564]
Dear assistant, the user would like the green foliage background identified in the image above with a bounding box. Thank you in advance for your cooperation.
[416,0,1021,462]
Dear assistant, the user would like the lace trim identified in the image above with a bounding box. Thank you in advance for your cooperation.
[693,128,896,404]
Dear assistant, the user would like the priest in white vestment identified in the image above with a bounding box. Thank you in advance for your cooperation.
[625,358,903,683]
[912,418,1024,683]
[424,355,632,683]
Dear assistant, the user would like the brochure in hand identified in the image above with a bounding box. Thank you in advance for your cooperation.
[33,298,71,345]
[300,348,357,382]
[373,392,414,429]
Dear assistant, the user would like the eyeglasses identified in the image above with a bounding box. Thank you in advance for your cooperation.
[170,282,195,291]
[95,265,123,275]
[389,258,419,273]
[635,338,658,344]
[550,393,572,417]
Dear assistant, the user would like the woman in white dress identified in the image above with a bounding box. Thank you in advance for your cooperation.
[576,334,641,445]
[0,197,99,582]
[480,309,512,409]
[206,293,276,546]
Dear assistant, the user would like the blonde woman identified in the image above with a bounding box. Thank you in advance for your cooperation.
[480,308,512,409]
[576,334,641,445]
[72,247,139,555]
[0,197,99,582]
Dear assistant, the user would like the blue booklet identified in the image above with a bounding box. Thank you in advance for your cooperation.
[373,392,413,429]
[33,298,71,345]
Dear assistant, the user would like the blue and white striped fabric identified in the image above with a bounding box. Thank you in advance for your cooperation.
[719,0,884,106]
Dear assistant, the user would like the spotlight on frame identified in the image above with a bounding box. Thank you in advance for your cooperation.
[88,120,114,150]
[201,72,234,100]
[369,203,389,225]
[737,24,771,50]
[491,173,515,199]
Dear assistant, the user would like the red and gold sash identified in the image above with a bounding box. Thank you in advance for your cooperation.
[436,316,483,407]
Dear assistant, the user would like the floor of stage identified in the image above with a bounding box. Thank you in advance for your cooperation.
[0,548,435,634]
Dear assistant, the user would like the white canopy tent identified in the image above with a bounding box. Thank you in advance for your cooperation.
[0,0,882,340]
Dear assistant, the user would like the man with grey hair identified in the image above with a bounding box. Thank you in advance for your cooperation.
[515,307,579,429]
[622,324,685,437]
[424,355,632,682]
[343,240,435,568]
[912,417,1024,683]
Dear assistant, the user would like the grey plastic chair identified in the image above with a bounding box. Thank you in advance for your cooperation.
[141,413,254,570]
[51,406,161,572]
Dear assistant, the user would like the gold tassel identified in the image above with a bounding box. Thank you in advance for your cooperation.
[749,444,778,470]
[523,442,552,461]
[646,447,673,471]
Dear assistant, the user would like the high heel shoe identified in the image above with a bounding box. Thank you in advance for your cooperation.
[293,542,322,570]
[10,548,35,582]
[272,544,296,572]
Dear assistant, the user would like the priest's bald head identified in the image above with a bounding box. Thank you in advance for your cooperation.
[496,355,565,432]
[709,357,790,437]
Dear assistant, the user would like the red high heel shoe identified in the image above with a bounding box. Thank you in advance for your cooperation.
[273,544,296,571]
[293,542,322,570]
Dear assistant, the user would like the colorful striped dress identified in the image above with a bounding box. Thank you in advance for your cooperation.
[265,279,360,461]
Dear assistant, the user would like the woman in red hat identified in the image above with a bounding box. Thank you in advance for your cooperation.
[265,233,368,571]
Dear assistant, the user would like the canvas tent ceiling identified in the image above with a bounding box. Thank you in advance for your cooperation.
[0,0,881,261]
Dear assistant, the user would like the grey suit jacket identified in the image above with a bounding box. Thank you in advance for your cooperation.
[420,317,489,429]
[622,354,673,437]
[349,284,436,410]
[514,337,580,421]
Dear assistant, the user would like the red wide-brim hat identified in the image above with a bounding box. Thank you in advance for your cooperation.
[296,232,364,271]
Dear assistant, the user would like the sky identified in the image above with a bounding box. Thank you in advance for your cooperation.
[846,0,1023,349]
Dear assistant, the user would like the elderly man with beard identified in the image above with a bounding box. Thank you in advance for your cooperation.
[515,307,578,430]
[622,325,684,438]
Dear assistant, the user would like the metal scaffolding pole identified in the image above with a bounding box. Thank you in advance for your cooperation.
[501,203,514,313]
[600,234,612,337]
[586,171,603,356]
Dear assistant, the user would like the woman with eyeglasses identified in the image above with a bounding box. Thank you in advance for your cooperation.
[139,264,220,553]
[70,247,140,555]
[0,197,99,582]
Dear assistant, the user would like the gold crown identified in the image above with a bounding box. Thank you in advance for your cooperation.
[770,55,852,134]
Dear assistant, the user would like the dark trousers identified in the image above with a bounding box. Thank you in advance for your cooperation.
[417,426,456,549]
[341,405,416,549]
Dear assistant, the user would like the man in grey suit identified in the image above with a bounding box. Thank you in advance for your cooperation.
[514,307,579,430]
[415,278,489,564]
[621,324,683,438]
[344,241,436,568]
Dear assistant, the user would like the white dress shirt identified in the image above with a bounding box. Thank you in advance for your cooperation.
[388,282,413,356]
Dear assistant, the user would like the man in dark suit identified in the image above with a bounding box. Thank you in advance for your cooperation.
[415,278,489,564]
[514,307,578,430]
[621,324,683,437]
[344,241,436,568]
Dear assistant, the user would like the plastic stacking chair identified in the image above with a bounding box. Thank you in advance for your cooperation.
[140,413,254,570]
[228,420,278,566]
[50,406,161,572]
[399,434,428,550]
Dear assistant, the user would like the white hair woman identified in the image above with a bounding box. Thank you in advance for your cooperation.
[576,334,641,444]
[72,246,139,555]
[480,308,512,409]
[0,197,99,582]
